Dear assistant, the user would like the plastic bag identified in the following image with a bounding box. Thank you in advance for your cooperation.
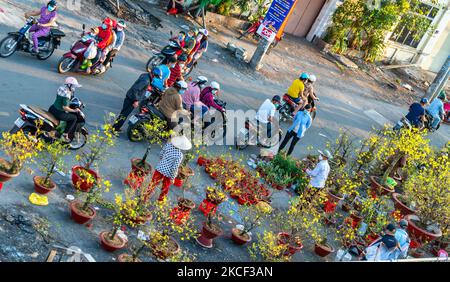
[84,42,97,60]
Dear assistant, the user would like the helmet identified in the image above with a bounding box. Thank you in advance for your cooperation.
[178,54,188,62]
[175,81,188,90]
[65,77,82,88]
[210,81,220,91]
[420,98,429,104]
[272,95,281,103]
[152,67,163,79]
[309,75,317,82]
[196,76,208,85]
[300,73,310,80]
[399,219,408,228]
[117,19,127,29]
[48,0,57,7]
[199,28,209,37]
[103,18,114,28]
[438,90,447,100]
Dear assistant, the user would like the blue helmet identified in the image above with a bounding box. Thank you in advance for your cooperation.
[152,67,162,79]
[420,98,429,104]
[300,73,310,80]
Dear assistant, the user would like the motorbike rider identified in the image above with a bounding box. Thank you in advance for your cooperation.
[91,18,114,66]
[187,28,205,65]
[183,76,209,118]
[24,0,58,55]
[255,95,281,140]
[404,98,429,128]
[158,81,190,129]
[103,19,126,66]
[172,31,186,57]
[427,91,447,130]
[48,77,82,142]
[200,81,225,113]
[286,73,309,113]
[190,28,208,66]
[293,74,319,115]
[184,28,198,57]
[156,56,177,90]
[167,54,187,87]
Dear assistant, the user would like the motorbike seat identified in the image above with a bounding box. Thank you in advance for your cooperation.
[50,29,66,37]
[28,106,60,126]
[148,105,166,121]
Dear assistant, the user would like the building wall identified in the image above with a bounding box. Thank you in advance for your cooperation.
[285,0,326,37]
[420,11,450,72]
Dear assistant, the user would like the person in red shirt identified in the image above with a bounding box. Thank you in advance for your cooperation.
[91,18,114,66]
[167,54,187,87]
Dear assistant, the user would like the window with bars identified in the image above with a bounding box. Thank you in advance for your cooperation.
[390,2,439,48]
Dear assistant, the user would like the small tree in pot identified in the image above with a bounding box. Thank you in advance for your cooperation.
[230,201,272,245]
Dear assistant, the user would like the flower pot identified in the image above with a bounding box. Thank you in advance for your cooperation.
[369,176,394,196]
[178,198,196,211]
[405,214,442,243]
[69,201,96,224]
[131,158,152,175]
[118,254,141,262]
[411,248,425,258]
[392,193,416,217]
[71,166,99,192]
[324,216,337,226]
[100,231,127,252]
[231,228,252,245]
[33,176,57,195]
[350,211,363,228]
[196,222,223,248]
[121,210,152,225]
[197,156,208,166]
[149,237,181,260]
[173,177,183,187]
[277,232,303,256]
[327,189,344,203]
[0,161,20,183]
[314,243,335,257]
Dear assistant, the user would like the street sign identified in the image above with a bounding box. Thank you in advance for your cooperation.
[257,0,298,42]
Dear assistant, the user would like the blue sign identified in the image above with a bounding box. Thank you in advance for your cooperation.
[263,0,297,32]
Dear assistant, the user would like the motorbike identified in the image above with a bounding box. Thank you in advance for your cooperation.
[0,17,65,60]
[10,97,89,150]
[393,116,413,132]
[279,94,318,122]
[238,17,263,41]
[235,118,283,151]
[146,36,184,72]
[394,110,441,133]
[127,98,228,142]
[57,24,115,75]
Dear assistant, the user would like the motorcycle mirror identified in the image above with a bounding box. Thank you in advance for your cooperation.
[170,30,173,37]
[82,24,86,30]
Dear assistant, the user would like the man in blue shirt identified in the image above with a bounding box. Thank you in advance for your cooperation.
[152,56,177,91]
[278,104,312,156]
[427,91,447,129]
[405,98,428,126]
[393,219,410,259]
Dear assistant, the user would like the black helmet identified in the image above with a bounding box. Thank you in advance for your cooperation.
[272,95,281,103]
[48,0,57,6]
[178,54,188,62]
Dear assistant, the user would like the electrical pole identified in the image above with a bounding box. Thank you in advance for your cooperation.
[249,38,272,70]
[424,55,450,100]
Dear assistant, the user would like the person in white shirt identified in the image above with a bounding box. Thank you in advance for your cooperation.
[255,95,281,140]
[303,150,331,198]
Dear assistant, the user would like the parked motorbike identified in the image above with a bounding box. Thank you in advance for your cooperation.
[57,24,114,75]
[393,116,413,132]
[279,94,318,122]
[394,110,441,133]
[238,17,263,41]
[235,118,283,151]
[146,35,184,72]
[0,17,65,60]
[10,97,88,150]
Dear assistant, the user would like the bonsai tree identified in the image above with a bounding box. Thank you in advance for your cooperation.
[0,130,44,177]
[231,201,272,242]
[33,139,69,190]
[326,130,355,169]
[249,230,291,262]
[72,176,112,219]
[326,165,362,199]
[177,149,195,181]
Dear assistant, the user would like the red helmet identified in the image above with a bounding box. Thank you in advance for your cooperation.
[103,17,114,28]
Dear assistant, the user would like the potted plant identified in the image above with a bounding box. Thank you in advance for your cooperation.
[32,140,68,194]
[174,150,195,187]
[69,178,112,224]
[196,212,223,249]
[391,192,416,217]
[0,130,43,185]
[249,230,291,262]
[73,123,116,192]
[230,201,272,245]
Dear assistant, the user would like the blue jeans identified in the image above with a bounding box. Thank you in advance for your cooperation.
[431,114,441,129]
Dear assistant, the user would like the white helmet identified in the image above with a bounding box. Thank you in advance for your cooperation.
[196,76,208,85]
[176,80,188,90]
[199,28,209,37]
[309,75,317,82]
[65,77,82,88]
[210,81,220,91]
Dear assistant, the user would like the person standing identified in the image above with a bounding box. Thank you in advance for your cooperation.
[278,104,312,156]
[145,135,192,202]
[24,0,58,55]
[255,95,281,140]
[427,91,447,130]
[166,0,185,17]
[112,72,152,132]
[302,150,332,198]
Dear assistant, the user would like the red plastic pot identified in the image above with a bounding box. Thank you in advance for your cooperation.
[71,166,99,192]
[70,201,96,224]
[277,232,303,256]
[117,254,141,262]
[130,158,152,175]
[405,214,442,243]
[231,228,252,245]
[196,222,223,248]
[392,193,416,217]
[0,164,19,183]
[99,231,127,252]
[197,157,209,167]
[314,243,335,257]
[369,176,394,196]
[33,176,56,195]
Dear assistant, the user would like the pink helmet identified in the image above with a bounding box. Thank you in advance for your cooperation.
[65,77,82,88]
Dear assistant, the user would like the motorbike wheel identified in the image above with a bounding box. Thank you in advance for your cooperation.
[0,35,19,58]
[146,55,164,73]
[127,119,147,142]
[57,57,75,73]
[37,40,55,60]
[68,131,87,150]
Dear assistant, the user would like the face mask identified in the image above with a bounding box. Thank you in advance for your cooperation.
[102,24,108,30]
[212,90,218,95]
[179,89,186,95]
[48,6,56,12]
[179,63,185,68]
[319,155,323,161]
[171,64,176,68]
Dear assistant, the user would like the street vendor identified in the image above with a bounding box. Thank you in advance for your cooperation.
[303,150,332,199]
[144,135,192,202]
